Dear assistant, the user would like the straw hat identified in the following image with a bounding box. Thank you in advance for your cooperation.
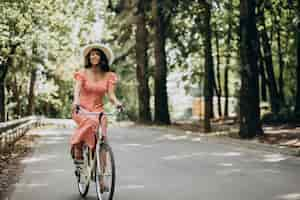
[82,43,114,65]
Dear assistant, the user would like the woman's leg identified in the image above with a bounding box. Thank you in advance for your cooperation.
[100,115,108,138]
[71,112,98,158]
[74,143,83,160]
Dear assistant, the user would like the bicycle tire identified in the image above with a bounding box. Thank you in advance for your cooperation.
[95,143,116,200]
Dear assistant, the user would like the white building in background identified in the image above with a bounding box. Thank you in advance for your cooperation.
[167,71,238,121]
[167,71,195,121]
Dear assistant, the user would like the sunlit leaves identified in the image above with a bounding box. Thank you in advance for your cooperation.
[0,0,102,118]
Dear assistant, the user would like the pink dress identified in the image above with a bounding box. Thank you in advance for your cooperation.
[70,70,118,149]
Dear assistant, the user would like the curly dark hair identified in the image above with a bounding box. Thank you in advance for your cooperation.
[84,48,110,72]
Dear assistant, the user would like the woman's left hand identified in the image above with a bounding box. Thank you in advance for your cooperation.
[116,103,124,112]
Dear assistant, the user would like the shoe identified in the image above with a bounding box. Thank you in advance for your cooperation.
[75,169,80,177]
[100,185,109,193]
[70,148,75,159]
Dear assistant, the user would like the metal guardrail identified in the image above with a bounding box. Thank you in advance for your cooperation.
[0,116,43,153]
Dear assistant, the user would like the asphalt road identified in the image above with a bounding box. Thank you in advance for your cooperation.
[6,124,300,200]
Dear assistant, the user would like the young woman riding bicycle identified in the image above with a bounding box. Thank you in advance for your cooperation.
[70,43,122,190]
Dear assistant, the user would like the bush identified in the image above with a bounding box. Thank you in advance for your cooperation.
[261,107,299,124]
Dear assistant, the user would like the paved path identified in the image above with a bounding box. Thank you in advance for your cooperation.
[6,124,300,200]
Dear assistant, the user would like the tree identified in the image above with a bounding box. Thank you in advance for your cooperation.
[213,20,222,118]
[152,0,170,125]
[257,1,281,114]
[224,0,234,117]
[0,62,8,121]
[202,1,214,132]
[106,0,153,122]
[274,4,285,105]
[0,0,95,119]
[135,0,152,123]
[239,0,263,138]
[295,0,300,115]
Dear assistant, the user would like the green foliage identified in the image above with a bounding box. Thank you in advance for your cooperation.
[261,107,300,124]
[0,0,98,119]
[1,0,299,124]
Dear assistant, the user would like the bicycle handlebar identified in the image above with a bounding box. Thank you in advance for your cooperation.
[75,105,122,116]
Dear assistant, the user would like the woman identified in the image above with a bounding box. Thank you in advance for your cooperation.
[70,43,122,161]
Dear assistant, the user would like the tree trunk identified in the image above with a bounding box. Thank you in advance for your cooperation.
[275,8,285,105]
[152,0,170,125]
[257,34,268,102]
[11,77,21,117]
[136,0,152,123]
[259,9,280,113]
[0,45,17,122]
[214,28,222,118]
[203,2,214,132]
[295,0,300,115]
[239,0,263,138]
[27,68,37,115]
[224,66,229,117]
[224,0,233,117]
[259,47,268,101]
[0,62,9,122]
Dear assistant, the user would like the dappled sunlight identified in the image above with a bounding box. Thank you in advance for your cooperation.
[259,169,281,174]
[121,143,154,148]
[123,143,142,147]
[156,134,188,141]
[211,152,242,157]
[262,154,288,162]
[111,121,135,127]
[191,137,202,142]
[14,183,49,188]
[120,184,145,190]
[276,193,300,200]
[116,146,130,152]
[117,143,154,152]
[161,152,204,160]
[30,169,66,174]
[21,154,58,164]
[39,140,64,145]
[218,163,233,167]
[185,131,193,135]
[30,129,72,136]
[37,136,66,144]
[216,168,242,175]
[42,119,76,128]
[142,145,154,148]
[49,136,65,140]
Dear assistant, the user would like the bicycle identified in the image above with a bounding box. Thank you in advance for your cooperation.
[72,106,120,200]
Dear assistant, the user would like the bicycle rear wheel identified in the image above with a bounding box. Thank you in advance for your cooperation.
[76,145,90,197]
[95,143,116,200]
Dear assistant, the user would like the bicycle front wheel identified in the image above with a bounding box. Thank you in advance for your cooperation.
[95,143,116,200]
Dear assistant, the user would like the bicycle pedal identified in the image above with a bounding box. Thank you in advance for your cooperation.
[91,171,95,181]
[74,169,80,177]
[76,166,83,171]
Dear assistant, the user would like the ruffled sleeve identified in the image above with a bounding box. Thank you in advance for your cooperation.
[74,71,85,82]
[107,72,118,92]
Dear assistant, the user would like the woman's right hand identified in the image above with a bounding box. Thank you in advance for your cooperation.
[72,103,80,113]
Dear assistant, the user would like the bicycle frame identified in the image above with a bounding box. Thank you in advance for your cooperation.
[76,109,117,183]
